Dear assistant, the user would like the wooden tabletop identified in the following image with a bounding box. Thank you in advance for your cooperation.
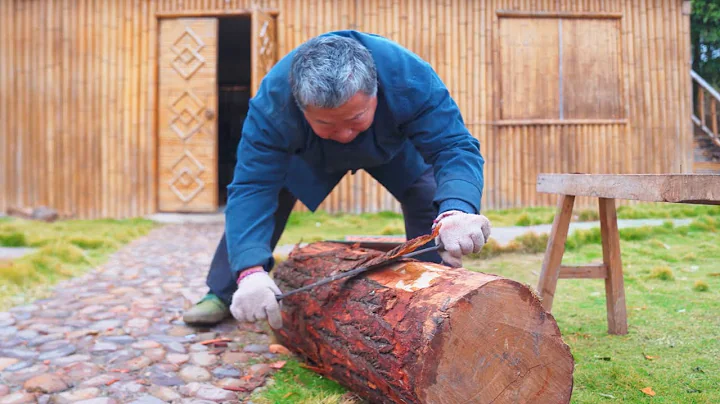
[537,174,720,205]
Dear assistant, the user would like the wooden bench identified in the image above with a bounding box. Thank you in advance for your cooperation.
[536,174,720,335]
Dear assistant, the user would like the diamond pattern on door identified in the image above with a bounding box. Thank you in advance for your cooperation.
[171,27,206,80]
[170,90,206,141]
[169,150,206,202]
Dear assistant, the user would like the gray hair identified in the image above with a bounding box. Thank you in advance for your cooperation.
[290,35,377,110]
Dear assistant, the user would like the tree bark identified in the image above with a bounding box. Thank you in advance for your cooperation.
[272,233,575,404]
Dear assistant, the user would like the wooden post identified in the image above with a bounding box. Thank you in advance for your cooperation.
[599,197,629,335]
[537,195,575,312]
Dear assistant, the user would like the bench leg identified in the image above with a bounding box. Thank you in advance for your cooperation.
[599,198,628,335]
[537,195,575,312]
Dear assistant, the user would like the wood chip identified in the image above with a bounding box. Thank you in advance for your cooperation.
[199,338,231,345]
[222,386,249,392]
[269,360,287,369]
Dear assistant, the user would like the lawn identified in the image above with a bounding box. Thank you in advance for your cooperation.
[0,217,157,310]
[255,213,720,404]
[276,203,720,246]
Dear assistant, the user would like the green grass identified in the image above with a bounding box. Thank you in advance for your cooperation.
[277,211,406,245]
[252,360,359,404]
[275,203,720,246]
[0,217,157,309]
[256,216,720,403]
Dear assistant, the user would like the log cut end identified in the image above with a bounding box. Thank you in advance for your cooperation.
[414,272,574,403]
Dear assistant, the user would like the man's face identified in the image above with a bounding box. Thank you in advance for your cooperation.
[302,92,377,144]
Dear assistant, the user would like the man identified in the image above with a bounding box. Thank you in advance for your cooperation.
[183,30,491,328]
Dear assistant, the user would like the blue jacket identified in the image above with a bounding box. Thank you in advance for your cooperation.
[225,30,484,276]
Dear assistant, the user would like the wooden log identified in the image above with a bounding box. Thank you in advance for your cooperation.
[272,232,575,404]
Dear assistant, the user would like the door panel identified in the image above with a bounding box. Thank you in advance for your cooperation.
[251,10,278,96]
[158,18,218,212]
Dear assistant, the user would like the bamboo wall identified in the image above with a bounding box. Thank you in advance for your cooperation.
[0,0,693,218]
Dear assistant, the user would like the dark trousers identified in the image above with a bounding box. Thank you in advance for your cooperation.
[206,168,441,306]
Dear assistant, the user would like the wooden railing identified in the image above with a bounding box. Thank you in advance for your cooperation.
[691,70,720,147]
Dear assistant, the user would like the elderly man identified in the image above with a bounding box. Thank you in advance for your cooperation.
[183,30,491,328]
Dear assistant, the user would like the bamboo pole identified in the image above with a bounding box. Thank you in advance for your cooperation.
[475,1,486,207]
[405,0,413,54]
[667,0,681,172]
[105,0,114,217]
[79,0,87,216]
[421,0,428,62]
[655,1,669,174]
[45,0,54,212]
[492,1,501,208]
[100,0,109,217]
[130,0,141,217]
[110,0,120,218]
[91,0,100,217]
[18,0,27,208]
[57,0,66,214]
[149,0,159,214]
[614,0,625,173]
[30,0,39,208]
[9,0,17,208]
[496,10,623,19]
[459,0,466,129]
[628,0,640,173]
[324,0,330,32]
[87,0,94,216]
[34,0,41,207]
[84,0,91,216]
[73,0,81,216]
[0,0,6,212]
[50,0,61,211]
[16,0,24,207]
[451,0,458,113]
[70,0,80,216]
[636,0,649,174]
[646,0,660,175]
[20,0,29,208]
[38,1,48,208]
[682,0,694,172]
[138,0,148,216]
[121,0,132,217]
[442,0,450,87]
[429,0,436,68]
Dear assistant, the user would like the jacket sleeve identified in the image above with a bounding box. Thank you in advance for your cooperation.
[398,64,485,215]
[224,100,291,277]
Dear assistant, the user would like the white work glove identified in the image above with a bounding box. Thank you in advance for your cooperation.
[433,210,492,268]
[230,267,283,329]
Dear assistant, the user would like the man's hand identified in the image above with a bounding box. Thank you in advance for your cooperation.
[433,210,492,268]
[230,267,283,329]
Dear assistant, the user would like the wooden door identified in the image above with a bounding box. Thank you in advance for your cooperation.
[158,18,218,212]
[251,9,278,96]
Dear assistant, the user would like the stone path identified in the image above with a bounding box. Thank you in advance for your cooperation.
[0,223,287,404]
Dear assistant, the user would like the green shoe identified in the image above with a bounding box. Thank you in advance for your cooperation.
[183,293,231,326]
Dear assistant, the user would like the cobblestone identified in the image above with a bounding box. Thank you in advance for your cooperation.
[0,224,288,402]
